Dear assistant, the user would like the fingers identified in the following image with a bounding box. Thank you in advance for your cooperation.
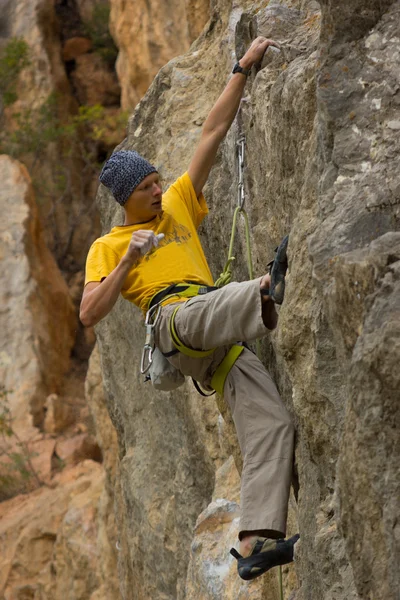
[243,37,280,68]
[263,38,280,49]
[130,230,164,256]
[254,36,280,48]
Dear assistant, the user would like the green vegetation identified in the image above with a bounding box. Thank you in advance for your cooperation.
[0,36,126,262]
[0,386,44,501]
[0,89,127,241]
[83,2,118,66]
[0,38,126,199]
[0,37,30,106]
[3,93,107,167]
[4,93,64,158]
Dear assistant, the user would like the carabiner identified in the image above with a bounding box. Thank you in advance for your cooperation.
[141,305,161,375]
[237,135,246,209]
[141,345,154,374]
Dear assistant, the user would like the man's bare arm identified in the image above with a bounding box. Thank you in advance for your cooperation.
[80,230,159,327]
[80,259,135,327]
[188,37,279,197]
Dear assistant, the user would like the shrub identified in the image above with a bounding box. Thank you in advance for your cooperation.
[0,38,30,107]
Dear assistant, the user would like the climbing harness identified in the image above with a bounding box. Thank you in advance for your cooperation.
[210,344,244,395]
[149,282,218,311]
[169,305,216,359]
[141,283,217,375]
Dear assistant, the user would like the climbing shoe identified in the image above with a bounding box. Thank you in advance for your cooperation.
[269,234,289,305]
[230,533,299,581]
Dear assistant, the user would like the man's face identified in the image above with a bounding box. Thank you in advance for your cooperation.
[124,172,163,222]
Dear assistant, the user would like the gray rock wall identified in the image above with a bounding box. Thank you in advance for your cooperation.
[94,1,400,598]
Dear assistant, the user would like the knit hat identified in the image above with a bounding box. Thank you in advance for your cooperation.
[99,150,157,205]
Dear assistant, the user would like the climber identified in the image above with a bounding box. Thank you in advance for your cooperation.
[80,36,299,580]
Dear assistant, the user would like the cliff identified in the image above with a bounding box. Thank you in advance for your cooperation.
[0,0,206,598]
[94,0,400,598]
[1,0,399,599]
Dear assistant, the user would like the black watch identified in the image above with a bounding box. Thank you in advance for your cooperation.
[232,62,250,77]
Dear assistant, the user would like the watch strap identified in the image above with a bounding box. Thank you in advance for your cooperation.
[232,62,250,76]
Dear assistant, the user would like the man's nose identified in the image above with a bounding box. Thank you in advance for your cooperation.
[153,183,162,195]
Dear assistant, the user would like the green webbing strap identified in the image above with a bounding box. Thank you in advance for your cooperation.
[169,306,216,358]
[148,284,214,311]
[211,344,244,395]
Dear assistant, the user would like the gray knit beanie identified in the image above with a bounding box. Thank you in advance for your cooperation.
[99,150,157,205]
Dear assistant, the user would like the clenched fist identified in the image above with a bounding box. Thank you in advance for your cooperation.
[124,230,164,264]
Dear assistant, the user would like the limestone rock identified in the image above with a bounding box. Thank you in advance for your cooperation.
[336,234,400,600]
[70,52,121,106]
[0,156,76,429]
[75,0,98,22]
[0,0,72,112]
[85,345,118,479]
[43,394,77,434]
[62,36,92,61]
[0,436,56,499]
[186,457,286,600]
[94,0,400,599]
[0,0,105,269]
[29,437,56,481]
[84,344,120,600]
[0,461,109,600]
[93,299,218,598]
[55,433,102,465]
[109,0,210,109]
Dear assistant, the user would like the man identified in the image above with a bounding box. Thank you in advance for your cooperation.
[81,36,299,581]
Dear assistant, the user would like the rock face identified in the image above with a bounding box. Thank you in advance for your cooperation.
[0,340,119,599]
[109,0,210,109]
[94,0,400,599]
[0,1,217,598]
[84,344,120,600]
[0,0,119,270]
[0,461,111,600]
[0,155,76,429]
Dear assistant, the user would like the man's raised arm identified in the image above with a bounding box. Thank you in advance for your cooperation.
[188,37,279,197]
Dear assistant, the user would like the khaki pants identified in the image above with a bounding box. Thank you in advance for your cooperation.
[154,278,294,539]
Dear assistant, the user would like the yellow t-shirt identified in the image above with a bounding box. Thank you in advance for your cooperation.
[85,172,214,314]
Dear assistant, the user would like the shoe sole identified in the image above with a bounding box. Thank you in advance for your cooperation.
[232,533,299,581]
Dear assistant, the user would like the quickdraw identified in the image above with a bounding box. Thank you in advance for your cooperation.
[140,304,161,374]
[237,134,246,209]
